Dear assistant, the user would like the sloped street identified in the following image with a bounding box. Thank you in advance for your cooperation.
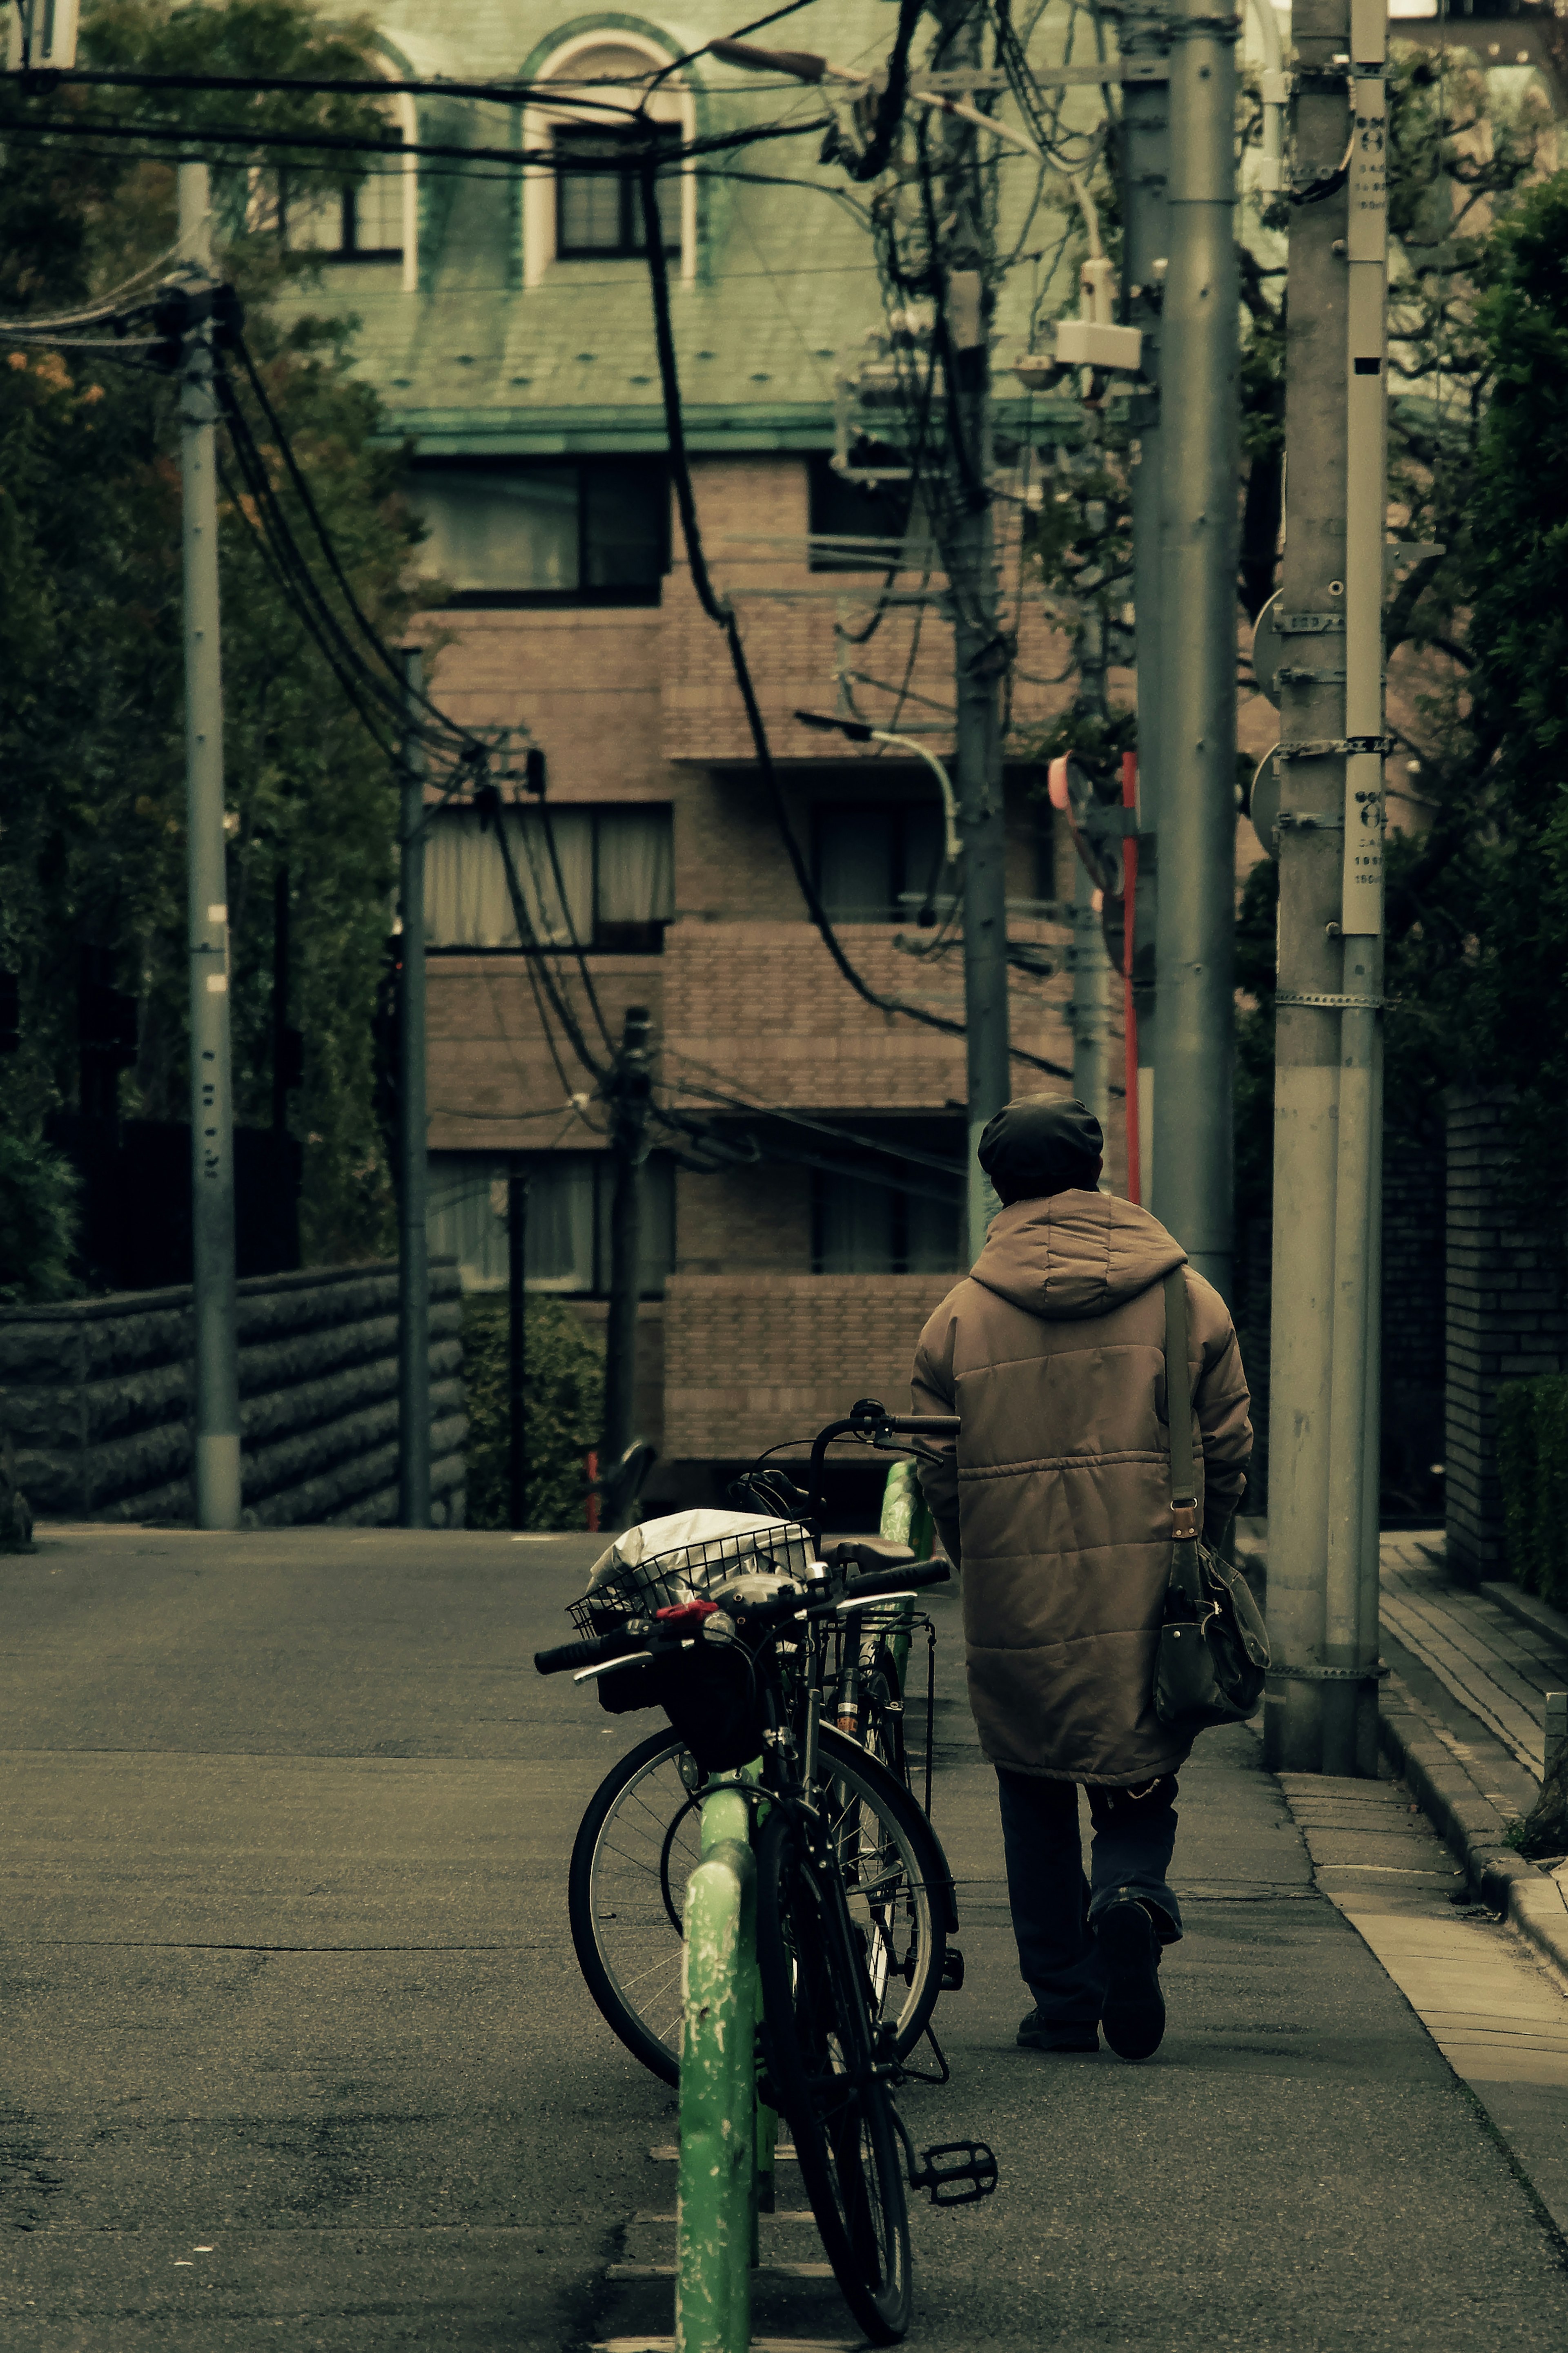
[4,1526,1568,2351]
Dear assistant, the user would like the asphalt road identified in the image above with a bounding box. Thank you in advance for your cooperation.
[3,1523,1568,2351]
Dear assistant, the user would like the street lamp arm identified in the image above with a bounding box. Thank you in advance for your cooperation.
[869,732,962,867]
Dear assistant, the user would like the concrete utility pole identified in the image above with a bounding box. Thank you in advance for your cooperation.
[935,0,1012,1263]
[177,161,241,1532]
[396,651,431,1529]
[1263,0,1390,1778]
[1119,7,1172,1205]
[1152,0,1240,1294]
[1069,856,1110,1136]
[601,1005,653,1524]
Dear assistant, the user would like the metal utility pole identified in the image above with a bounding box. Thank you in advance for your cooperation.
[1263,0,1389,1777]
[1152,0,1240,1293]
[177,161,241,1533]
[508,1167,528,1530]
[1119,8,1172,1205]
[396,651,431,1528]
[601,1005,653,1523]
[1069,856,1110,1135]
[933,0,1011,1263]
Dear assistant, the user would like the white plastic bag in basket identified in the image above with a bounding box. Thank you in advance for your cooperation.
[584,1508,811,1607]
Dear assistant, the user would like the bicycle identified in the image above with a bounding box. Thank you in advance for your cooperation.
[537,1509,996,2344]
[565,1408,962,2088]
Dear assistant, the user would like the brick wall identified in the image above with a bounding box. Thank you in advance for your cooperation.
[428,957,662,1150]
[676,1164,813,1274]
[663,917,1074,1111]
[1446,1091,1568,1582]
[658,456,1087,764]
[662,1271,959,1463]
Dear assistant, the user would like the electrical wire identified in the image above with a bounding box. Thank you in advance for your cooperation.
[635,117,1074,1078]
[214,368,472,765]
[0,100,833,177]
[228,327,488,758]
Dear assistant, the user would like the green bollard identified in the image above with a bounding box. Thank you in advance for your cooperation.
[676,1784,755,2353]
[880,1459,935,1688]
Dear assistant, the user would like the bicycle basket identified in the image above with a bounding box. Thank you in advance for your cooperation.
[568,1510,812,1639]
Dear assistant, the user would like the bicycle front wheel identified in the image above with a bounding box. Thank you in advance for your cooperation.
[568,1724,948,2088]
[757,1802,913,2344]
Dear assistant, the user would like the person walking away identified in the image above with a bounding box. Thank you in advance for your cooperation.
[911,1095,1251,2061]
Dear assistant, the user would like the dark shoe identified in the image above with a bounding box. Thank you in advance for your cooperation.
[1016,2009,1099,2054]
[1098,1902,1165,2061]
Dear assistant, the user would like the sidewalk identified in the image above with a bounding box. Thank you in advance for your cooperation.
[1372,1532,1568,1975]
[594,1578,1568,2352]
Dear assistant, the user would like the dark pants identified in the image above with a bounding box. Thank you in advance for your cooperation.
[996,1769,1183,2026]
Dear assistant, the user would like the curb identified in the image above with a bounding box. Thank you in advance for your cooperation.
[1379,1690,1568,1983]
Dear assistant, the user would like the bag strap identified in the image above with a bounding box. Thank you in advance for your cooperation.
[1163,1267,1203,1598]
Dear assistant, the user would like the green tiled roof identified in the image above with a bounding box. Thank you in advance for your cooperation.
[274,1,1084,452]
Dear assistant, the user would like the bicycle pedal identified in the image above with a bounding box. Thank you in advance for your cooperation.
[912,2139,998,2206]
[940,1946,966,1991]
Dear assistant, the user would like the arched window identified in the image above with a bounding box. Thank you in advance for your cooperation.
[522,32,696,288]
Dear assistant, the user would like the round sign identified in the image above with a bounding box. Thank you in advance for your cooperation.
[1250,747,1281,858]
[1251,593,1285,709]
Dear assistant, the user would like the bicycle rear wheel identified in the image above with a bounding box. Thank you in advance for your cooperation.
[756,1802,913,2344]
[568,1724,949,2088]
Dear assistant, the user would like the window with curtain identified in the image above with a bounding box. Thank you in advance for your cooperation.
[408,459,668,607]
[555,125,681,257]
[813,1169,962,1275]
[814,802,951,921]
[425,805,673,953]
[281,125,405,258]
[427,1152,675,1294]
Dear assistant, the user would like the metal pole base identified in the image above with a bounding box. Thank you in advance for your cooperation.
[195,1433,242,1532]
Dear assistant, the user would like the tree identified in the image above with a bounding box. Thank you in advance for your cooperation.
[0,0,432,1278]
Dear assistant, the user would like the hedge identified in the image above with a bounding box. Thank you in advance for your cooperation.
[462,1294,605,1532]
[1497,1375,1568,1610]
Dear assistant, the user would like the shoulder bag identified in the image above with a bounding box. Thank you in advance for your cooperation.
[1152,1266,1270,1733]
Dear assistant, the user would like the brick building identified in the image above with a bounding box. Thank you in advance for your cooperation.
[276,2,1106,1508]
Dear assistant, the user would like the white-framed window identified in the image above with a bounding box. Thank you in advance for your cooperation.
[428,1151,675,1294]
[522,32,697,289]
[425,803,674,953]
[276,85,418,292]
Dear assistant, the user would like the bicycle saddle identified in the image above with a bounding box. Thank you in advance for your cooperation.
[823,1537,917,1575]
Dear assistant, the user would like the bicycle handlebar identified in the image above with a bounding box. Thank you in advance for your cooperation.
[535,1628,646,1677]
[837,1558,951,1603]
[806,1401,960,1520]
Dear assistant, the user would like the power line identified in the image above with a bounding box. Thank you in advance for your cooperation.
[0,100,833,176]
[635,147,1072,1083]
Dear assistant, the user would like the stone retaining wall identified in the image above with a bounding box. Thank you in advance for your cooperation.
[0,1261,465,1528]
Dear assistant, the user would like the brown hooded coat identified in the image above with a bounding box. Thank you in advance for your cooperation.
[911,1189,1252,1785]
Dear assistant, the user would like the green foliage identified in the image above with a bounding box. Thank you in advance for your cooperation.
[1496,1376,1568,1610]
[0,1124,80,1303]
[462,1296,606,1533]
[1238,58,1567,1236]
[0,0,431,1266]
